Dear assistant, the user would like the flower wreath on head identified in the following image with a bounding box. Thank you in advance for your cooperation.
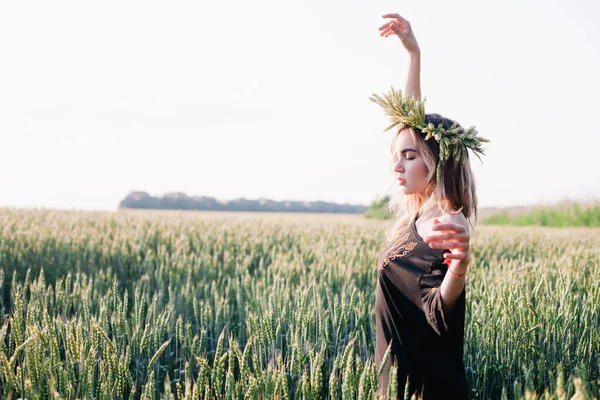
[370,86,489,183]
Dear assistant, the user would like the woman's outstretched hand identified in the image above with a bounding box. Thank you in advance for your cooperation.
[379,13,420,55]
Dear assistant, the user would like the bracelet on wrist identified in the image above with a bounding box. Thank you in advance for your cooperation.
[444,258,466,277]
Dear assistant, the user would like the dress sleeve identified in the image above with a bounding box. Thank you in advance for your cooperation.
[418,262,464,336]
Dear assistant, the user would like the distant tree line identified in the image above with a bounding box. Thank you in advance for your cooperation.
[364,195,393,220]
[119,191,369,214]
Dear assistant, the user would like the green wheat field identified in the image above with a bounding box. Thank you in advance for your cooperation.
[0,208,598,399]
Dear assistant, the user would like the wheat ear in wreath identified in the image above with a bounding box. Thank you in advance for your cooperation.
[370,86,489,182]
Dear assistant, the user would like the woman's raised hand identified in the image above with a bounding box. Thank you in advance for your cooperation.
[379,13,420,55]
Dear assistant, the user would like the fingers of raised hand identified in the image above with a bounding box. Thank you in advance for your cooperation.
[378,20,405,30]
[381,29,401,38]
[379,22,404,37]
[382,13,408,25]
[382,14,410,30]
[378,21,393,30]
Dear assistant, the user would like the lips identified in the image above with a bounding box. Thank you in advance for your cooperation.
[397,177,406,184]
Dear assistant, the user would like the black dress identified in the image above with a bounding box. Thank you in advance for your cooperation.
[375,214,468,399]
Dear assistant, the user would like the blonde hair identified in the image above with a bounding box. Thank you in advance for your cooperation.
[378,113,479,246]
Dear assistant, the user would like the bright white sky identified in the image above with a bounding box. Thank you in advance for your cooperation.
[1,0,599,211]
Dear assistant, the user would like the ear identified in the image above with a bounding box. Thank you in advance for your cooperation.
[424,184,435,197]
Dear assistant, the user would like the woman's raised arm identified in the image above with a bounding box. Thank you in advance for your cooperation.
[379,13,421,101]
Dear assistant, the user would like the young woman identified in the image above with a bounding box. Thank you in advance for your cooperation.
[372,13,486,399]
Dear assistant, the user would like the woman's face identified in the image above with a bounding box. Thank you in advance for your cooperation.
[392,130,430,195]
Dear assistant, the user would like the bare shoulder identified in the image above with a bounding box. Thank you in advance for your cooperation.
[437,211,470,233]
[416,210,469,239]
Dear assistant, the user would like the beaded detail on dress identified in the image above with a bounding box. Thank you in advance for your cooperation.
[378,235,418,270]
[377,215,424,270]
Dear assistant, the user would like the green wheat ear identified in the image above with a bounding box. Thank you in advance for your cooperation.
[369,86,426,132]
[370,86,489,173]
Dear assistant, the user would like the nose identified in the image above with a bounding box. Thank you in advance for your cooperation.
[394,160,404,173]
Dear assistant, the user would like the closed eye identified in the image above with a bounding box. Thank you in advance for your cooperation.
[393,151,417,162]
